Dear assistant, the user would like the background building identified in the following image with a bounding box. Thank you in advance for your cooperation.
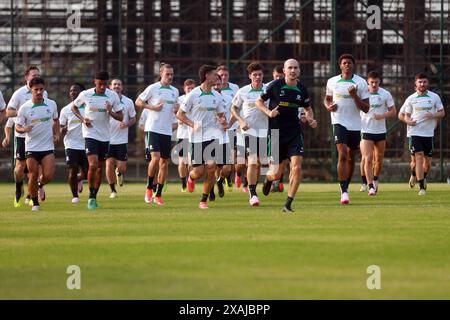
[0,0,448,181]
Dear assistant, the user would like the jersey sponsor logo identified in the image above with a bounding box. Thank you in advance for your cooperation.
[31,117,51,124]
[414,106,432,112]
[279,101,301,108]
[88,106,107,112]
[197,107,216,112]
[334,93,352,99]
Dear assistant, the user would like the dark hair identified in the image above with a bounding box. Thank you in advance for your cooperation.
[217,65,228,72]
[273,65,283,73]
[71,82,86,91]
[199,65,217,83]
[367,71,380,79]
[25,66,40,77]
[29,77,45,88]
[160,63,173,73]
[247,62,263,74]
[415,73,428,80]
[183,79,196,87]
[338,53,355,65]
[95,70,109,80]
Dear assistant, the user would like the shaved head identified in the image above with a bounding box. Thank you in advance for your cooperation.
[284,58,299,68]
[283,58,300,82]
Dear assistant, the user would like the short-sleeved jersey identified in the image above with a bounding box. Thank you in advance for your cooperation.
[176,94,190,139]
[361,87,395,134]
[5,117,14,128]
[138,82,179,136]
[16,98,58,152]
[219,82,239,100]
[110,95,136,145]
[8,85,49,138]
[138,109,149,130]
[399,104,411,138]
[73,88,122,142]
[260,79,311,136]
[402,90,444,137]
[217,91,234,144]
[180,86,225,143]
[232,84,268,138]
[59,102,85,150]
[326,74,369,131]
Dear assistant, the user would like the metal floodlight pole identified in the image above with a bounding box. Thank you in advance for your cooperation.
[330,0,337,182]
[10,0,15,182]
[439,0,444,182]
[118,0,123,79]
[226,0,231,70]
[232,0,313,68]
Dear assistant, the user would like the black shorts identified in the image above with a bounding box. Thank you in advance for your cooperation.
[190,139,219,167]
[408,137,414,156]
[26,150,54,163]
[216,143,233,166]
[410,136,433,157]
[244,135,268,157]
[333,124,360,150]
[362,132,386,142]
[85,138,109,161]
[145,148,151,163]
[172,138,189,158]
[14,136,26,160]
[147,131,172,159]
[65,148,88,168]
[107,143,128,161]
[269,132,304,164]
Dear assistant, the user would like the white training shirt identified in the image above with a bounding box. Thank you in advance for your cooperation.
[7,85,48,138]
[59,102,85,150]
[180,86,225,143]
[176,95,190,139]
[138,81,179,136]
[326,74,370,130]
[73,88,122,142]
[220,82,239,99]
[110,95,136,145]
[232,84,268,138]
[5,116,14,128]
[399,104,411,138]
[402,90,444,137]
[16,98,58,152]
[138,108,149,130]
[361,87,395,134]
[216,91,234,144]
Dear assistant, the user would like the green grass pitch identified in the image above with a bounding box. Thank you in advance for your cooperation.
[0,182,449,299]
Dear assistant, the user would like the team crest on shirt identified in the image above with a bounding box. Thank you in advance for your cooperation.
[280,91,285,96]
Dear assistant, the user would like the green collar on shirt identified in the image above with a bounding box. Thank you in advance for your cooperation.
[31,102,48,108]
[281,84,301,93]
